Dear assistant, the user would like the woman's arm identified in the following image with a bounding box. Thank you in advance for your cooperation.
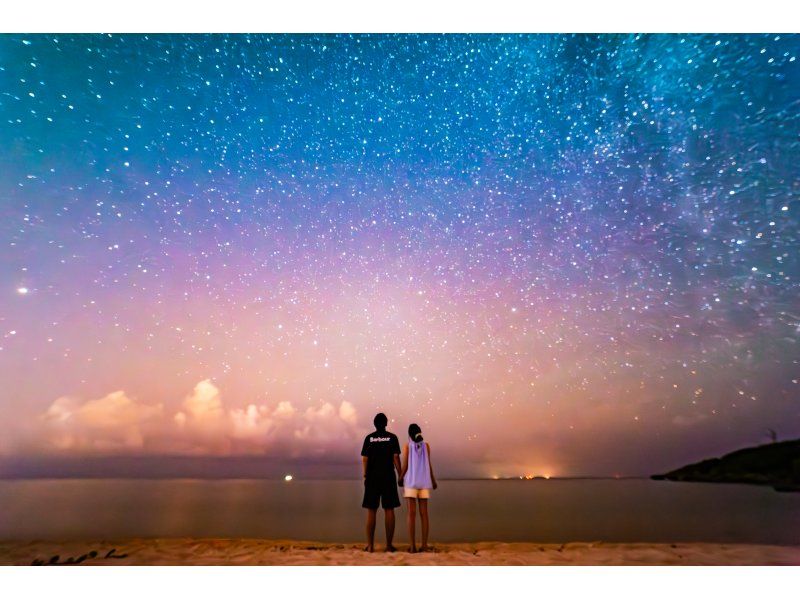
[426,442,437,489]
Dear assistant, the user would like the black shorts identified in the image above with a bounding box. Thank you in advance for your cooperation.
[362,476,400,510]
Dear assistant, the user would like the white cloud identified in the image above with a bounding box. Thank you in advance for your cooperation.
[180,379,225,422]
[274,401,295,418]
[172,379,230,453]
[339,401,357,426]
[31,380,360,456]
[293,401,359,445]
[230,404,275,440]
[39,391,163,452]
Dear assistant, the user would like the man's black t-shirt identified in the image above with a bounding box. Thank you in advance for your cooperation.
[361,430,400,481]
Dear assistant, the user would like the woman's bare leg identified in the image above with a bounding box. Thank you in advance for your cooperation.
[406,497,417,553]
[419,499,430,550]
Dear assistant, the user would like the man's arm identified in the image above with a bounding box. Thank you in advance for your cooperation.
[360,435,369,479]
[391,435,402,479]
[393,453,402,479]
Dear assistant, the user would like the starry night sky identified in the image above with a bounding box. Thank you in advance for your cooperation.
[1,34,798,478]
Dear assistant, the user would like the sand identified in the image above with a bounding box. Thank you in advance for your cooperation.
[1,539,799,565]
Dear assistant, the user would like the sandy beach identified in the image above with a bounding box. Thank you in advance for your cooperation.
[2,539,799,566]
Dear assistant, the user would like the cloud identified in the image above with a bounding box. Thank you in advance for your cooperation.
[179,379,225,423]
[172,379,231,453]
[293,401,360,449]
[339,401,357,426]
[30,380,361,457]
[230,404,275,440]
[39,391,163,452]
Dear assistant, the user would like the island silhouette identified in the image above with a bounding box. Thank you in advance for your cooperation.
[652,438,800,492]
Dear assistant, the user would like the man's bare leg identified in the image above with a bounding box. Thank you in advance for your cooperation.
[365,508,377,552]
[384,507,397,552]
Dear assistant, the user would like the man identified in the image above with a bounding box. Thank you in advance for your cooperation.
[361,412,402,552]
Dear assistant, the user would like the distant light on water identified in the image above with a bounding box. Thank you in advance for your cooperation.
[284,474,293,482]
[17,287,29,295]
[520,472,552,480]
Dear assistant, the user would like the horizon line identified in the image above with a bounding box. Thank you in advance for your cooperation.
[0,475,649,481]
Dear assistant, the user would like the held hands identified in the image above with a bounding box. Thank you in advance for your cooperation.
[398,476,404,487]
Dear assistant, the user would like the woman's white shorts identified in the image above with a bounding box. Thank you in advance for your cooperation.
[403,487,431,499]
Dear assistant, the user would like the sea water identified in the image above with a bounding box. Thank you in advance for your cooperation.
[0,479,798,544]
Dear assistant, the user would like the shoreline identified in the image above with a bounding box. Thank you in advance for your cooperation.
[2,539,800,565]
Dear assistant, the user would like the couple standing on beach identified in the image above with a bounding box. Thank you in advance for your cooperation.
[361,412,438,553]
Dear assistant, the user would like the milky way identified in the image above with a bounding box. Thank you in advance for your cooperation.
[1,34,798,477]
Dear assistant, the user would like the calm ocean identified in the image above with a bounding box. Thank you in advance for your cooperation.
[1,479,798,545]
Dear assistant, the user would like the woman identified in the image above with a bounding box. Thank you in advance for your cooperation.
[399,423,438,553]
